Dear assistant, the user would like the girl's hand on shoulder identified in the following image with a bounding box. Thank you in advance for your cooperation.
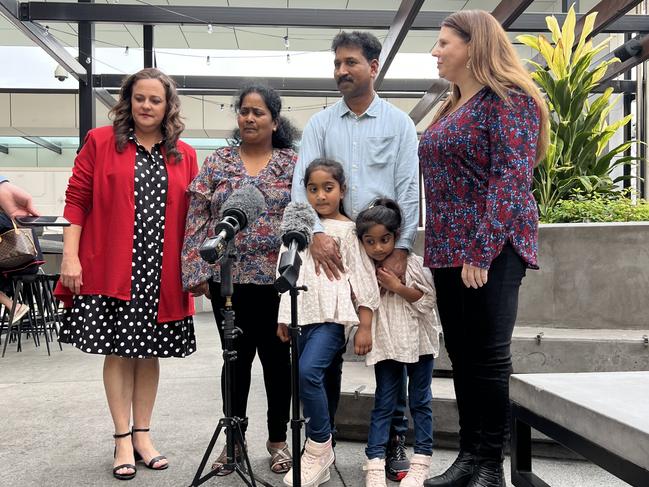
[277,323,290,343]
[376,267,402,294]
[354,327,372,355]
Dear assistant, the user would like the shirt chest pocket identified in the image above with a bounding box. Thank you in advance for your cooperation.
[365,136,397,167]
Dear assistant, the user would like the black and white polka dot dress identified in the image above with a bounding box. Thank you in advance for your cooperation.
[60,136,196,359]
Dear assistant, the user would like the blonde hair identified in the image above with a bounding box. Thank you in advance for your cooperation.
[432,10,549,163]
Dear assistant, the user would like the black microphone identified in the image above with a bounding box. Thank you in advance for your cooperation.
[275,202,317,293]
[199,185,265,264]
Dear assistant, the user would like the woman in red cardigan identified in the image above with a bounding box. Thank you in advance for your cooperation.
[55,68,198,481]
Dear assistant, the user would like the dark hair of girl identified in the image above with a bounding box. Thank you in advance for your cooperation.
[109,67,185,162]
[304,158,347,217]
[355,198,403,238]
[230,83,299,150]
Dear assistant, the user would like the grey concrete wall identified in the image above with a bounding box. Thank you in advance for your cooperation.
[414,223,649,330]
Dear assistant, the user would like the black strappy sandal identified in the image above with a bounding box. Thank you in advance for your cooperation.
[113,431,137,481]
[132,428,168,470]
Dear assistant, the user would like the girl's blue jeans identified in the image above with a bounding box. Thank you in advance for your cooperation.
[298,322,346,442]
[366,355,435,459]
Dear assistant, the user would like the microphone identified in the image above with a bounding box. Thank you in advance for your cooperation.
[199,185,265,264]
[275,202,317,293]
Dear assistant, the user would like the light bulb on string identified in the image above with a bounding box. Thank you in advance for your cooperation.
[43,25,50,37]
[220,103,224,111]
[207,24,213,34]
[283,35,290,49]
[206,55,211,66]
[286,53,291,64]
[124,46,129,56]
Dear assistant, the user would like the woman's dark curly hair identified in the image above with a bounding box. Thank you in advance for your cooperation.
[230,83,299,150]
[109,68,185,162]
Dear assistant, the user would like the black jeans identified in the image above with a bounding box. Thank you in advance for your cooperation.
[210,282,291,443]
[433,244,527,461]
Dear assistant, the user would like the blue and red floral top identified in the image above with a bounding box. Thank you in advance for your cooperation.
[181,146,296,289]
[419,87,540,270]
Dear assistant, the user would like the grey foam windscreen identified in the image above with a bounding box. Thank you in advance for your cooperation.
[280,201,317,249]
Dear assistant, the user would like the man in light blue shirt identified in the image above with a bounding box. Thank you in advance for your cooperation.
[291,31,419,483]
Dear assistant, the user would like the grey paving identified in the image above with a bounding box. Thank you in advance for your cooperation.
[0,313,630,486]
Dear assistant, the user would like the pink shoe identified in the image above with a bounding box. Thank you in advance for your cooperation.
[283,436,334,487]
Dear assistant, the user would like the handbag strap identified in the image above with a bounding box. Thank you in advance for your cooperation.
[0,217,22,244]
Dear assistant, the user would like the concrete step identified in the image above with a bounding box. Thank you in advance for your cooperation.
[336,361,593,459]
[344,327,649,374]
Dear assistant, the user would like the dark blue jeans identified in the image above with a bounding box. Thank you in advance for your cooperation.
[325,343,409,440]
[433,244,527,461]
[298,323,346,443]
[366,356,435,459]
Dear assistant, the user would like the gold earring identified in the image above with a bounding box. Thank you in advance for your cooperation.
[466,59,472,70]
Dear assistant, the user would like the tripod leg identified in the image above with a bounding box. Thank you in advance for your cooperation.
[190,419,226,486]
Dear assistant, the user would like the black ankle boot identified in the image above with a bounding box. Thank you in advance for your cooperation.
[423,451,476,487]
[466,460,505,487]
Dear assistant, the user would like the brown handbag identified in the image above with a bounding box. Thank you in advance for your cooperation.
[0,218,38,270]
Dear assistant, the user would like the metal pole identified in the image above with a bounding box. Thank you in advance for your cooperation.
[144,24,154,68]
[78,0,95,145]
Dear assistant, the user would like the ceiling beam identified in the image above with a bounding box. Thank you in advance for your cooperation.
[600,33,649,84]
[408,0,533,124]
[0,144,8,154]
[21,3,649,33]
[22,136,62,154]
[94,88,116,109]
[0,0,86,82]
[375,0,425,89]
[531,0,643,67]
[492,0,535,28]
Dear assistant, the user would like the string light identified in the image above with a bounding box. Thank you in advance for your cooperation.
[220,103,224,111]
[43,25,49,37]
[207,24,213,34]
[124,46,129,56]
[286,53,291,63]
[206,55,211,65]
[283,35,290,49]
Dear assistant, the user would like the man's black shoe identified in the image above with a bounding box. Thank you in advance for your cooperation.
[385,434,409,481]
[466,460,505,487]
[423,450,476,487]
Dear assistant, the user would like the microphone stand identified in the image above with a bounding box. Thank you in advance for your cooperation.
[276,248,307,487]
[191,241,271,487]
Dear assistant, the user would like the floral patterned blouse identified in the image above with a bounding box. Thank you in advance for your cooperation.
[182,146,297,289]
[419,87,541,270]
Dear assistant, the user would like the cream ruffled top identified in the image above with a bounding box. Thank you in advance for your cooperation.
[365,254,441,366]
[278,218,380,327]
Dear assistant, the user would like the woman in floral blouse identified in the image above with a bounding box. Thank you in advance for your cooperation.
[181,84,299,476]
[419,11,548,487]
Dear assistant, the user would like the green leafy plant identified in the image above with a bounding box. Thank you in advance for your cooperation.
[543,191,649,223]
[517,5,639,220]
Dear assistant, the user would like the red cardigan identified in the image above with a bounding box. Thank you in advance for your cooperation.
[54,125,198,323]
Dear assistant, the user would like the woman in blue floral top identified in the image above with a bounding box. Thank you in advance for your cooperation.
[181,84,299,476]
[419,11,549,487]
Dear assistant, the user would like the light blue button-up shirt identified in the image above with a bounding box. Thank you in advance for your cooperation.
[0,175,7,184]
[292,94,419,250]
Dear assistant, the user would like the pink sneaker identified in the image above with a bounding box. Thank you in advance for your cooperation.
[400,454,432,487]
[364,458,386,487]
[283,437,334,487]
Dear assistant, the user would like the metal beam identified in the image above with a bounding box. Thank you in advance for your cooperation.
[94,88,116,109]
[0,0,86,82]
[375,0,425,89]
[144,24,154,68]
[23,136,62,154]
[601,34,649,84]
[408,0,533,125]
[21,3,649,33]
[492,0,535,28]
[0,144,8,154]
[78,0,95,143]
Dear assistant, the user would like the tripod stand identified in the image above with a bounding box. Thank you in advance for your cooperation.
[276,246,308,487]
[190,243,271,487]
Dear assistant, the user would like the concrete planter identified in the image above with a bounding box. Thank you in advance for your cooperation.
[518,222,649,330]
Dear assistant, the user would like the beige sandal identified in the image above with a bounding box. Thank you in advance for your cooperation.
[267,441,292,474]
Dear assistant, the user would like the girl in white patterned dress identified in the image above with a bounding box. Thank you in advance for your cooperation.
[356,198,441,487]
[277,158,380,487]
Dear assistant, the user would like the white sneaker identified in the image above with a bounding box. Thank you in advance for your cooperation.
[283,437,334,487]
[399,454,432,487]
[364,458,386,487]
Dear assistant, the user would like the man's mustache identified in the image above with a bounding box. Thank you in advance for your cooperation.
[337,76,353,85]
